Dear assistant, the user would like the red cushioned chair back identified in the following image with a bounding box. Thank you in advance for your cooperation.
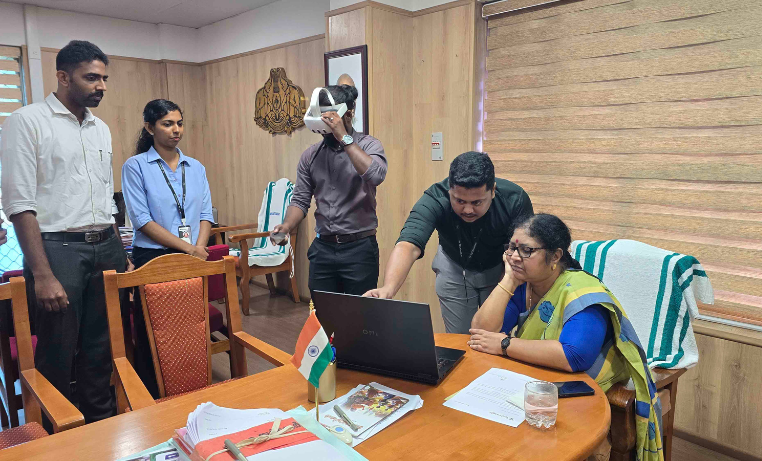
[206,245,229,302]
[1,270,23,284]
[142,277,210,397]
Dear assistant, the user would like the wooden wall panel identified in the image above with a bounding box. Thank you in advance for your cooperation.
[674,334,762,459]
[165,63,210,169]
[363,4,478,333]
[41,51,168,191]
[327,7,367,51]
[486,0,762,328]
[202,37,325,297]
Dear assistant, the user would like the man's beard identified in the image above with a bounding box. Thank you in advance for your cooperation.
[323,133,340,148]
[74,87,104,108]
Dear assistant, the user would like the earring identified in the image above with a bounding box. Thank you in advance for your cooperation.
[552,263,557,271]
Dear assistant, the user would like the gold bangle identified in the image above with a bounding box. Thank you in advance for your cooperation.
[497,282,514,297]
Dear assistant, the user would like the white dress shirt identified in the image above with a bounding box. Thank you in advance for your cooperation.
[1,92,116,232]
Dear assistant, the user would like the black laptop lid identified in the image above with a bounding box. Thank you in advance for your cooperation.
[312,291,440,379]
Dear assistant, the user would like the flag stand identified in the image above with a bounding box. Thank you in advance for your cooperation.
[315,386,320,422]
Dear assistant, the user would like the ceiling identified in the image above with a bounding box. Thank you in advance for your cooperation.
[4,0,281,28]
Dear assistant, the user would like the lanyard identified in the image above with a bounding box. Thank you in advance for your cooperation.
[157,161,186,226]
[457,225,482,270]
[457,225,483,303]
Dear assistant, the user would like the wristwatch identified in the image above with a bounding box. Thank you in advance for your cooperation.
[341,134,354,146]
[500,334,512,356]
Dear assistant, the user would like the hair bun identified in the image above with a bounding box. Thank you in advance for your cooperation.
[347,85,359,100]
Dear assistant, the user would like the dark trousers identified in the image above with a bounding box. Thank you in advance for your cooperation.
[130,246,180,398]
[307,236,379,297]
[23,233,126,429]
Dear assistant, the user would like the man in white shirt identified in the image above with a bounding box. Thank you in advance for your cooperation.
[0,41,126,426]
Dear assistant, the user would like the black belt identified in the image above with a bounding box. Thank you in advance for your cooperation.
[318,229,376,244]
[41,226,115,243]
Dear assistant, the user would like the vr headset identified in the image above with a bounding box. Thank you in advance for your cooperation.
[303,87,347,134]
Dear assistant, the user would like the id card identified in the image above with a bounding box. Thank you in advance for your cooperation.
[178,225,192,244]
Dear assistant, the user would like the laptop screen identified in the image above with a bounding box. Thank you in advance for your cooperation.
[312,291,441,379]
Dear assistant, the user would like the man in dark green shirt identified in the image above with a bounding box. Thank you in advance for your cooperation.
[364,151,533,333]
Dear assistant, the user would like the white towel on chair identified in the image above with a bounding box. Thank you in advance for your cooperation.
[571,239,714,369]
[230,178,293,267]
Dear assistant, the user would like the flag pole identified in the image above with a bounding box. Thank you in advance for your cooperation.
[310,300,319,422]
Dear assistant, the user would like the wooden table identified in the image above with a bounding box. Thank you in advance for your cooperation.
[1,334,610,460]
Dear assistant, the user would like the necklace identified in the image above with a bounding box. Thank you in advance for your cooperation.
[527,283,543,310]
[527,283,533,311]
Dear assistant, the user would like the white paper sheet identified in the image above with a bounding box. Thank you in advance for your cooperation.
[185,402,289,446]
[308,382,423,447]
[246,440,346,460]
[442,368,534,427]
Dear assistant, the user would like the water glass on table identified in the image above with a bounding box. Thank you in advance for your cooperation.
[524,381,558,429]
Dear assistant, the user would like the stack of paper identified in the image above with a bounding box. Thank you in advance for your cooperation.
[172,403,365,461]
[180,403,290,450]
[309,382,423,447]
[443,368,534,427]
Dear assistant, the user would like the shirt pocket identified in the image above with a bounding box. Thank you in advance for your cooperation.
[84,146,112,184]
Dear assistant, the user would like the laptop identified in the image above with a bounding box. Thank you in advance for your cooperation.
[312,291,466,385]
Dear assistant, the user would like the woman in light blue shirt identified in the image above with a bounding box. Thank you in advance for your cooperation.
[122,99,213,269]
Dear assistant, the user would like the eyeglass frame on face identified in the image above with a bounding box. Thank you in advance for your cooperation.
[504,243,546,259]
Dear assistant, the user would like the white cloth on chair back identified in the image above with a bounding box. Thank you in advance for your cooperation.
[571,239,714,370]
[235,178,294,267]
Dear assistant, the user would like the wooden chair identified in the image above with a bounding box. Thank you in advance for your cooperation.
[607,368,685,461]
[0,276,84,440]
[206,244,232,358]
[103,253,291,413]
[210,224,300,315]
[0,270,27,427]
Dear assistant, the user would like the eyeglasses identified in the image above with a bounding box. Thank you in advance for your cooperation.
[504,243,546,259]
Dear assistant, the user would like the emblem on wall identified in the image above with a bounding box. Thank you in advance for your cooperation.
[254,67,306,135]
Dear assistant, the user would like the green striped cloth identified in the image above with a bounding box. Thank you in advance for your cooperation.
[571,240,713,369]
[229,178,294,267]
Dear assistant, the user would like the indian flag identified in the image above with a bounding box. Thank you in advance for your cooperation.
[290,311,334,387]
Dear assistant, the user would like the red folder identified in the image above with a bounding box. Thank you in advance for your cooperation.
[191,417,318,461]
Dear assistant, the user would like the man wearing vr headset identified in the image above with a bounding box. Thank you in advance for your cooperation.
[272,84,387,297]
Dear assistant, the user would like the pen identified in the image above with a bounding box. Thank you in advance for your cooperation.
[224,438,247,461]
[333,405,360,432]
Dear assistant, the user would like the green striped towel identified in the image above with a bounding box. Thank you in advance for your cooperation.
[229,178,294,267]
[571,239,713,369]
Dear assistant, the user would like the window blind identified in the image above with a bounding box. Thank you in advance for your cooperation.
[484,0,762,326]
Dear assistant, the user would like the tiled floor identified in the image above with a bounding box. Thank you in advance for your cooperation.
[673,437,741,461]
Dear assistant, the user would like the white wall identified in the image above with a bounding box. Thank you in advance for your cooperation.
[34,7,166,60]
[196,0,329,62]
[329,0,457,11]
[0,2,25,46]
[159,23,200,63]
[0,1,198,61]
[2,0,329,63]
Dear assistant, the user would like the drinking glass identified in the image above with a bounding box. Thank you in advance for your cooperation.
[524,381,558,429]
